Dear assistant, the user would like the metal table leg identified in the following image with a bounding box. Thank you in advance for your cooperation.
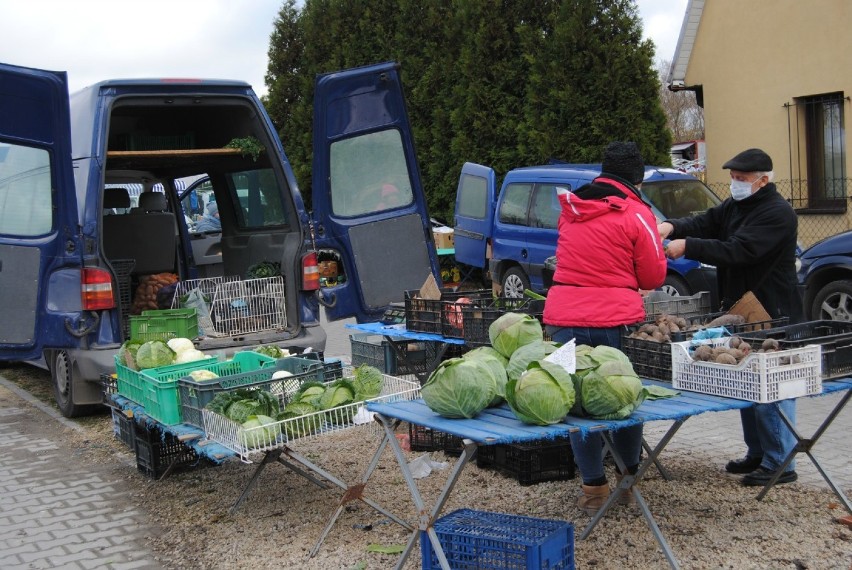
[230,448,331,514]
[374,413,478,570]
[306,423,414,557]
[581,420,685,570]
[756,390,852,513]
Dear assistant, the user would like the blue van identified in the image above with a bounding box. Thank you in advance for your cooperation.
[453,162,721,306]
[0,61,439,416]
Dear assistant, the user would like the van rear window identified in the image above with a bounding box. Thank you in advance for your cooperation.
[0,142,52,236]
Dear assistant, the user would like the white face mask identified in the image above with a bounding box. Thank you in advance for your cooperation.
[730,177,761,201]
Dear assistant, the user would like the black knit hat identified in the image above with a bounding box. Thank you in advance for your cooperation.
[601,141,645,185]
[722,148,773,172]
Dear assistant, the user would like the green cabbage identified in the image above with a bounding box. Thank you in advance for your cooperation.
[505,360,575,425]
[488,312,544,358]
[318,379,355,410]
[506,340,559,381]
[462,349,508,406]
[351,365,383,400]
[421,358,497,419]
[278,401,322,439]
[136,340,176,369]
[255,344,289,359]
[240,414,281,449]
[295,382,327,407]
[118,339,145,371]
[572,346,645,419]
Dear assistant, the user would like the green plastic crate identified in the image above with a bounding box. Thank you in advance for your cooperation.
[115,352,276,425]
[178,355,325,428]
[130,308,199,342]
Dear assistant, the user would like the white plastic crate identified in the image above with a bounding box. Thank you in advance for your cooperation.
[671,338,822,403]
[202,367,420,462]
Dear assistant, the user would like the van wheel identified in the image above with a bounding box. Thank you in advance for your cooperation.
[50,350,88,418]
[501,268,530,299]
[660,275,691,297]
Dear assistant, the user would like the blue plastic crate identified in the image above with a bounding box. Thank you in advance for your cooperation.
[421,509,574,570]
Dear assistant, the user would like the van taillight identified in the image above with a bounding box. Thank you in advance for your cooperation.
[82,268,116,310]
[302,252,320,291]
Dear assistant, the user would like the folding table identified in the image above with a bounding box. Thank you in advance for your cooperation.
[366,379,852,570]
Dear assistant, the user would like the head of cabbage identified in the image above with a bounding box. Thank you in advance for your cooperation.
[505,360,575,425]
[462,347,508,406]
[488,312,544,358]
[572,345,645,420]
[421,358,497,419]
[136,340,176,370]
[506,340,559,382]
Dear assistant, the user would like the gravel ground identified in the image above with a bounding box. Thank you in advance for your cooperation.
[78,411,852,569]
[4,364,852,569]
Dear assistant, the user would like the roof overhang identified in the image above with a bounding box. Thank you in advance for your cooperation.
[667,0,705,88]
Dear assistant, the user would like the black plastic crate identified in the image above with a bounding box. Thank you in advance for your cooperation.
[404,288,490,335]
[461,298,545,347]
[111,408,135,449]
[133,422,200,479]
[408,423,465,456]
[476,437,575,486]
[350,333,442,376]
[739,320,852,380]
[622,311,788,382]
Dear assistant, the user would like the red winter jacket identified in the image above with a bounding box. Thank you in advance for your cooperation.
[543,177,667,328]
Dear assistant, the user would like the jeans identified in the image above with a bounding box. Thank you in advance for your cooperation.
[740,400,797,471]
[548,325,643,485]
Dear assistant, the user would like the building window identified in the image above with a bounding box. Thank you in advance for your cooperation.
[788,93,847,212]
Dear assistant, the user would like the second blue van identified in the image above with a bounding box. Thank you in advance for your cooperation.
[453,162,721,309]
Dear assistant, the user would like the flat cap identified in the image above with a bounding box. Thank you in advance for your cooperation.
[722,148,773,172]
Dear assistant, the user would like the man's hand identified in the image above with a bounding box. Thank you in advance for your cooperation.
[658,221,674,240]
[665,239,686,259]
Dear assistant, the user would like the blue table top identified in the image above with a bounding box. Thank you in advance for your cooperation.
[367,379,852,445]
[346,321,466,345]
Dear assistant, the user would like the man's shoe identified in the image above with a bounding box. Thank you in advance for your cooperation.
[725,456,763,474]
[741,466,798,487]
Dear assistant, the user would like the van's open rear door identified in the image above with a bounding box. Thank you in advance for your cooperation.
[311,62,440,323]
[453,162,496,269]
[0,63,79,360]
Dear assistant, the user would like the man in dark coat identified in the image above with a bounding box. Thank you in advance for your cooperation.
[658,148,802,486]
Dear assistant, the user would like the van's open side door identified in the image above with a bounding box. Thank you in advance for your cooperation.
[311,62,440,323]
[0,63,79,360]
[453,162,496,269]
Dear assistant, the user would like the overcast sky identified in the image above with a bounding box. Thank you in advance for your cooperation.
[0,0,687,98]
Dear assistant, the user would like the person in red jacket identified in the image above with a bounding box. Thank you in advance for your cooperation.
[543,141,667,515]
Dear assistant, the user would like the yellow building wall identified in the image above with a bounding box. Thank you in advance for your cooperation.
[683,0,852,246]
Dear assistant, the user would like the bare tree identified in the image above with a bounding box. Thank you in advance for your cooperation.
[658,60,704,143]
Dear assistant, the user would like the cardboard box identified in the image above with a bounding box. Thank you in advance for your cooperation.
[433,227,454,249]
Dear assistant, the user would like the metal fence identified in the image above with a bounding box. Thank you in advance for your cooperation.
[706,179,852,248]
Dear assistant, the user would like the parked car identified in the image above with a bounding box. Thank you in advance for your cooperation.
[0,61,439,416]
[797,230,852,321]
[453,162,721,308]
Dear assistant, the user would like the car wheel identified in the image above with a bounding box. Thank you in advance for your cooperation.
[811,280,852,321]
[660,274,691,297]
[501,267,530,299]
[50,350,88,418]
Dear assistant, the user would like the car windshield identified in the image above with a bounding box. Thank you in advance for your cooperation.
[643,179,721,219]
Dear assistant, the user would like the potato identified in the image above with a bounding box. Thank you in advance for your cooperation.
[692,344,713,361]
[761,338,781,351]
[715,352,738,365]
